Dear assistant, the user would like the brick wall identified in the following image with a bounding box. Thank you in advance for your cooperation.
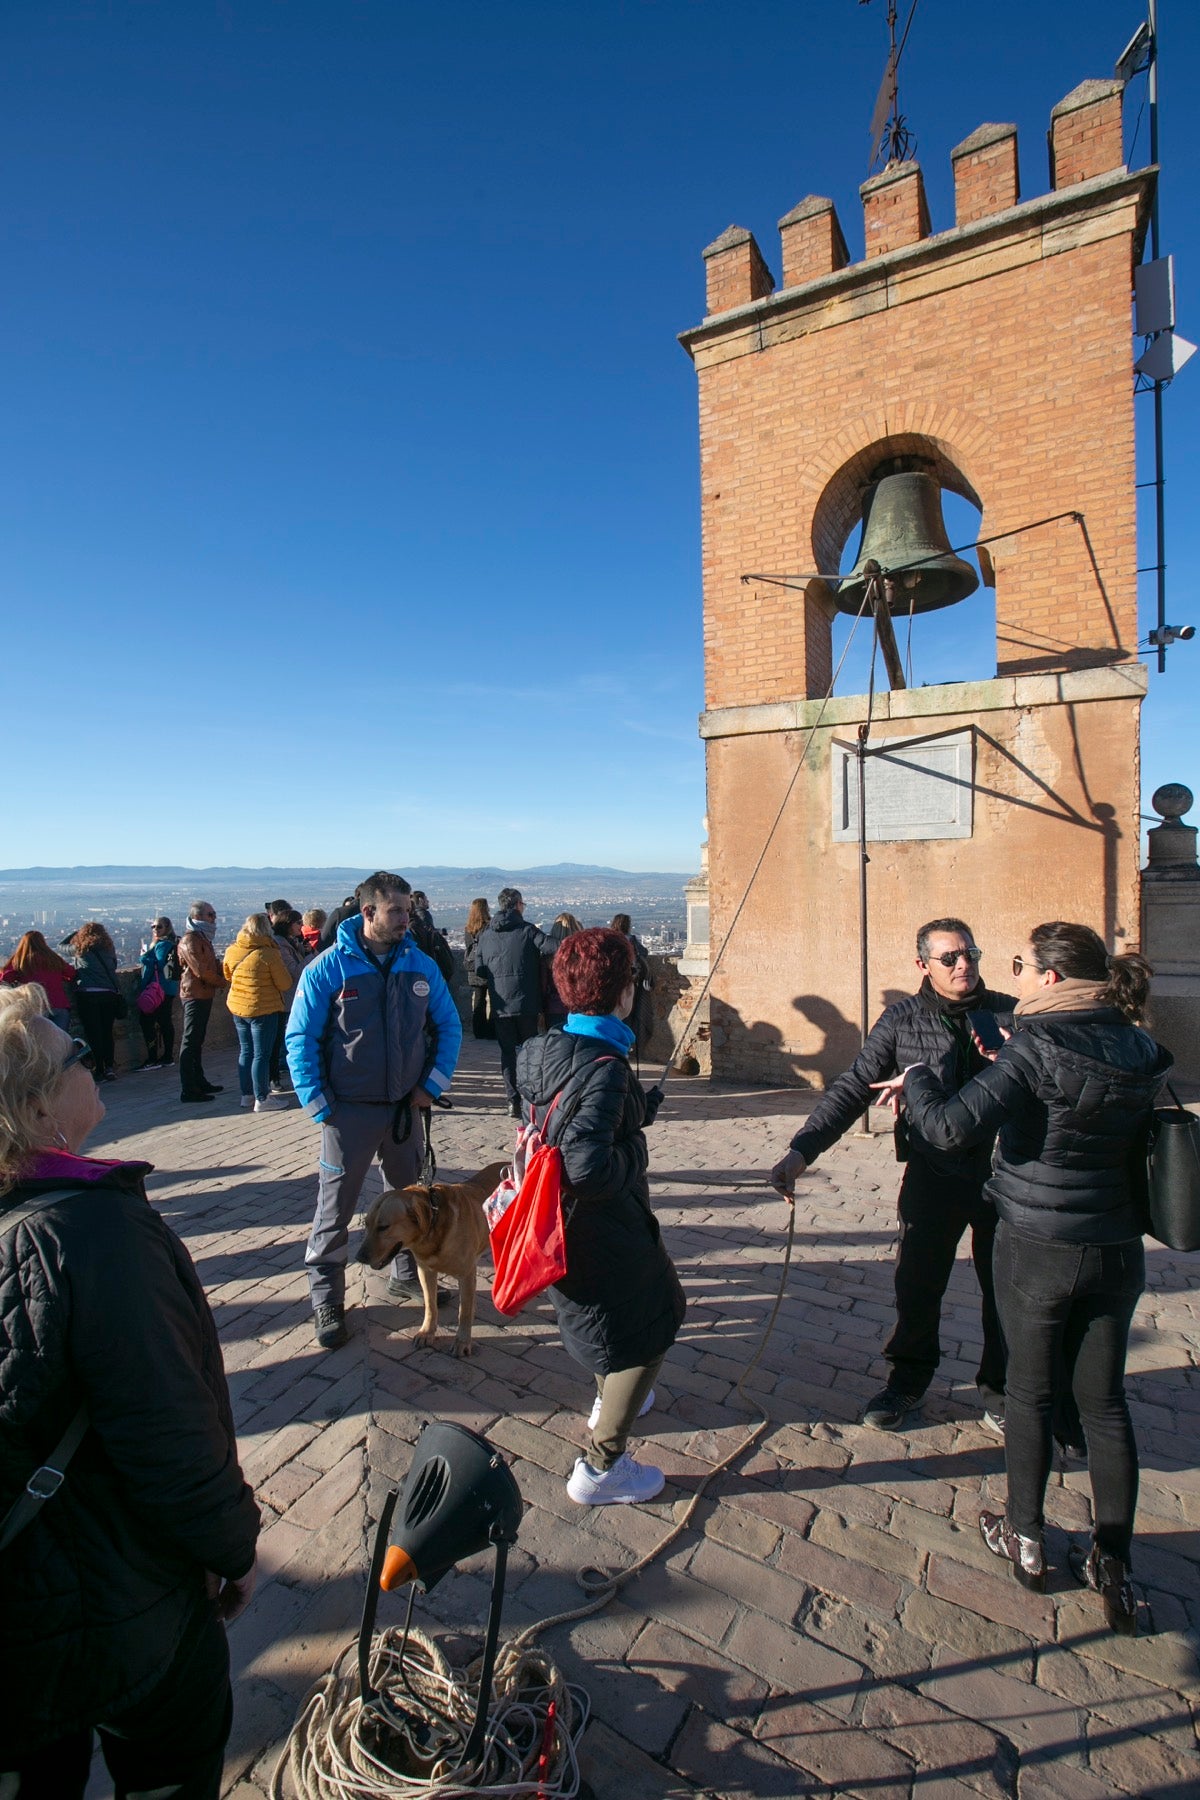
[683,83,1150,710]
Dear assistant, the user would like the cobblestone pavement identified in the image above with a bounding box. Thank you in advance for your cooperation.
[83,1039,1200,1799]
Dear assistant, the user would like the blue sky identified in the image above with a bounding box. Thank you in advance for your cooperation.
[2,1,1196,870]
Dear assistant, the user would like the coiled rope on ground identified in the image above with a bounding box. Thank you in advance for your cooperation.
[271,1622,589,1799]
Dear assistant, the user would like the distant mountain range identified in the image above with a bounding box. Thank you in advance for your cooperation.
[0,862,691,881]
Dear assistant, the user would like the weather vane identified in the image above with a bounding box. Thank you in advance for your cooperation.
[861,0,920,171]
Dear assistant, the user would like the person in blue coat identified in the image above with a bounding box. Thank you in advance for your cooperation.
[286,872,462,1350]
[136,916,179,1071]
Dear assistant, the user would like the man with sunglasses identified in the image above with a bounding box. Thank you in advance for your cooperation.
[770,917,1014,1434]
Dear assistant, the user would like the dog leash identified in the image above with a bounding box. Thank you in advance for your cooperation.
[419,1108,437,1194]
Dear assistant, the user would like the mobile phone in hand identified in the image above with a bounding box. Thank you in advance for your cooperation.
[969,1010,1005,1054]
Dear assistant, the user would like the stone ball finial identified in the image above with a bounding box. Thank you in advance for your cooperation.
[1152,783,1194,821]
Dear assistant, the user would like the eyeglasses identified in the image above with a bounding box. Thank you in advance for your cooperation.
[1010,954,1046,978]
[926,947,982,969]
[62,1038,96,1073]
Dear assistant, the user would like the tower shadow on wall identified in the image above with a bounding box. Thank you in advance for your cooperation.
[711,988,924,1089]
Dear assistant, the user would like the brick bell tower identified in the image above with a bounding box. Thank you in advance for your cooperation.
[680,80,1155,1086]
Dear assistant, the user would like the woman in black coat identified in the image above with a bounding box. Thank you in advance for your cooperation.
[517,927,684,1506]
[0,985,260,1794]
[876,922,1169,1633]
[463,897,495,1039]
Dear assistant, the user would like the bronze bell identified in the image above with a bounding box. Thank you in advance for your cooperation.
[836,471,979,617]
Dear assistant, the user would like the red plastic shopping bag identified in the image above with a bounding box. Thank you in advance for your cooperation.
[485,1058,614,1316]
[488,1139,568,1316]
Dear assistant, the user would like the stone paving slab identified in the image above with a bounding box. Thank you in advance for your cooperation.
[81,1040,1200,1798]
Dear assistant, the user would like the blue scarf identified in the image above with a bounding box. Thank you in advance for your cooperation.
[564,1012,635,1054]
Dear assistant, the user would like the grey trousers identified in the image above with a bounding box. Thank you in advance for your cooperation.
[305,1101,421,1309]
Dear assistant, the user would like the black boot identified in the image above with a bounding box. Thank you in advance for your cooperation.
[1068,1540,1137,1636]
[979,1510,1045,1592]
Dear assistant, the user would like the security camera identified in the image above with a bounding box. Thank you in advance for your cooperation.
[1147,624,1195,647]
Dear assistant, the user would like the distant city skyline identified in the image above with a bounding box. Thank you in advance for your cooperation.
[0,862,692,965]
[2,2,1196,869]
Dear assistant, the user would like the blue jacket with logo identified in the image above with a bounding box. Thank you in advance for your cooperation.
[285,919,462,1122]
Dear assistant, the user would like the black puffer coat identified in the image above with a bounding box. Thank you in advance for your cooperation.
[477,909,555,1018]
[464,928,486,989]
[791,979,1016,1180]
[517,1028,685,1374]
[903,1008,1172,1243]
[0,1158,260,1754]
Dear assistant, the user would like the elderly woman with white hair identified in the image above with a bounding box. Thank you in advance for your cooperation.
[0,985,259,1797]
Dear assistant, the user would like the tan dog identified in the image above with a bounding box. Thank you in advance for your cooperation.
[359,1162,508,1357]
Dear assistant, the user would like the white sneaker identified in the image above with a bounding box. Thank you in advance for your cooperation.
[587,1387,656,1432]
[254,1094,288,1112]
[566,1452,665,1506]
[239,1094,255,1109]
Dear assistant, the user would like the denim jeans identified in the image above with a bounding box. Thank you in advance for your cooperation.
[993,1220,1144,1560]
[234,1013,281,1101]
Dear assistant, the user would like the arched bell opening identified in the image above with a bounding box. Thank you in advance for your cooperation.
[811,435,997,695]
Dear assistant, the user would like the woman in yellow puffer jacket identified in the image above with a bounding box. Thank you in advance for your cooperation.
[223,914,293,1112]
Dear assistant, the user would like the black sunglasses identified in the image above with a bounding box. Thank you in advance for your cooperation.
[63,1037,96,1073]
[1011,954,1041,978]
[926,947,982,969]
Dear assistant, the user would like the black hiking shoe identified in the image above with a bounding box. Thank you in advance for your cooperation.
[862,1387,922,1431]
[314,1303,348,1350]
[386,1277,452,1307]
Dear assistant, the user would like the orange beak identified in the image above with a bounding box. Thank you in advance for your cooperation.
[380,1545,418,1591]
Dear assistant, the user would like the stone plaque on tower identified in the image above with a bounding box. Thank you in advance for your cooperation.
[831,730,974,843]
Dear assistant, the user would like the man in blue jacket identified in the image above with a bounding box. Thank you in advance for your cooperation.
[286,871,463,1349]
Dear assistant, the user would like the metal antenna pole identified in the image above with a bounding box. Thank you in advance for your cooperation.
[1147,0,1167,673]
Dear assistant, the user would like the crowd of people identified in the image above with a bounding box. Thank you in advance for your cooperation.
[0,882,1175,1792]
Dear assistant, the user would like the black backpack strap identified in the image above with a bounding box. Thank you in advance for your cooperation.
[0,1188,91,1554]
[0,1407,89,1553]
[543,1056,621,1150]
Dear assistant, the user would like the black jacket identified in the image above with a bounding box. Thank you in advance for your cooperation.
[409,913,454,984]
[517,1028,685,1374]
[904,1008,1172,1244]
[319,898,360,950]
[791,979,1016,1181]
[476,908,554,1018]
[0,1160,260,1753]
[464,927,486,988]
[539,922,572,1026]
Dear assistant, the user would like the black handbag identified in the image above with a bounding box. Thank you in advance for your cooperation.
[1144,1084,1200,1252]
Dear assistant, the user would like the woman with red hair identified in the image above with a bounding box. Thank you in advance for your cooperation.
[516,927,684,1505]
[1,932,77,1031]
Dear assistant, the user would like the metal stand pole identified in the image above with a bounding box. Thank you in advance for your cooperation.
[460,1537,511,1771]
[358,1488,399,1704]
